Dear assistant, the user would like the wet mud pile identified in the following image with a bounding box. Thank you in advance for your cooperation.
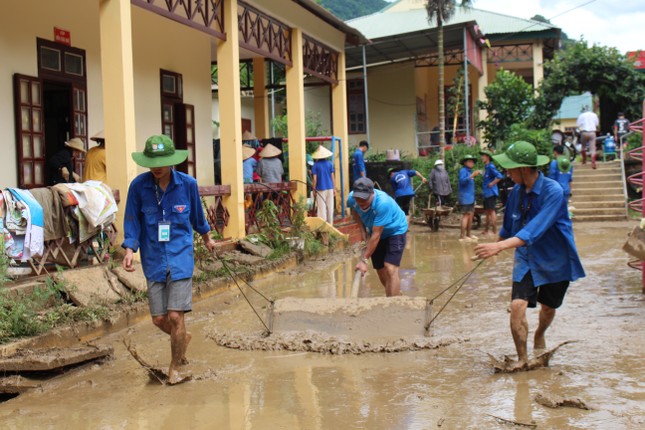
[208,329,465,354]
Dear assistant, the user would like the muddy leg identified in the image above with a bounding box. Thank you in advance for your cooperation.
[510,299,529,370]
[459,213,469,239]
[378,263,400,297]
[534,304,555,350]
[167,310,187,384]
[153,315,190,365]
[488,209,498,235]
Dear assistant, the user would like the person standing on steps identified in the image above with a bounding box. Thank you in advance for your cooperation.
[458,155,481,242]
[474,141,585,372]
[613,112,630,150]
[576,106,599,169]
[311,145,336,225]
[480,150,503,236]
[352,140,369,183]
[122,135,216,385]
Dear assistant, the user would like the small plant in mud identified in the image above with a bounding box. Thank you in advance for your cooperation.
[256,200,287,251]
[0,237,12,287]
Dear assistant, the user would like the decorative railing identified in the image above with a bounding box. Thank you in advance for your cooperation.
[238,1,292,65]
[132,0,225,39]
[199,182,296,235]
[415,47,467,68]
[488,43,533,63]
[303,35,338,84]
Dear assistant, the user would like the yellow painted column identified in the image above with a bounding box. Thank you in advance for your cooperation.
[218,0,245,239]
[332,51,349,217]
[477,47,489,147]
[532,41,544,90]
[286,28,307,200]
[99,0,138,244]
[253,58,269,139]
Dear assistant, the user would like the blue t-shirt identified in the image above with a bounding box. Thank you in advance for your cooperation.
[389,170,417,198]
[499,172,585,286]
[458,166,475,205]
[311,159,335,191]
[352,148,366,183]
[347,189,408,238]
[549,160,573,196]
[482,162,503,198]
[243,157,257,183]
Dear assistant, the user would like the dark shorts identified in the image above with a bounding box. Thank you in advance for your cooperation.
[483,196,497,210]
[512,271,569,309]
[371,233,407,269]
[395,195,414,215]
[459,203,474,214]
[433,194,451,206]
[147,274,193,316]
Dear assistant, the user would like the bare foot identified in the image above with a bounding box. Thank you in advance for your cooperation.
[180,332,192,366]
[467,235,479,241]
[534,334,546,350]
[508,359,528,372]
[167,366,183,385]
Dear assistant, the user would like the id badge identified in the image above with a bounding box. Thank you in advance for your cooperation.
[158,221,171,242]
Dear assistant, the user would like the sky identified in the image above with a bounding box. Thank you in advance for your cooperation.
[386,0,644,53]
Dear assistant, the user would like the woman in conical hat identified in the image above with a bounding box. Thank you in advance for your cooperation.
[311,146,335,225]
[242,145,257,184]
[257,143,284,183]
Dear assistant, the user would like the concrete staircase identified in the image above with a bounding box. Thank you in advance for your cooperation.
[570,160,627,222]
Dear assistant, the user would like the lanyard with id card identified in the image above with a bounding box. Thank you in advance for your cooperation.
[155,184,171,241]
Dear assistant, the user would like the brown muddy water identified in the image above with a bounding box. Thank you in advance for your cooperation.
[2,222,644,429]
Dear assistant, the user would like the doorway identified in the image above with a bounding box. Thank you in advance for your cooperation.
[43,81,72,185]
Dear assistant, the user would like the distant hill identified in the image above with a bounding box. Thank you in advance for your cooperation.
[317,0,388,20]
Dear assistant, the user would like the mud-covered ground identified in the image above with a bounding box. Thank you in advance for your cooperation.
[1,221,644,429]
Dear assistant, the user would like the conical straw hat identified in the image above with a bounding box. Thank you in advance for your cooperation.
[311,145,333,159]
[242,145,256,160]
[90,130,105,142]
[242,130,257,141]
[259,143,282,158]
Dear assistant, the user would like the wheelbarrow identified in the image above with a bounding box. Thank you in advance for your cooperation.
[423,195,453,232]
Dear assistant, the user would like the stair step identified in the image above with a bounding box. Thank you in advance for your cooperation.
[571,201,625,209]
[574,172,623,180]
[572,207,626,216]
[572,181,624,189]
[573,214,628,222]
[570,193,624,201]
[573,187,624,195]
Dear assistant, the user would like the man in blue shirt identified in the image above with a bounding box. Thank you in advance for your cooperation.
[458,155,482,242]
[122,135,216,384]
[352,140,369,183]
[311,145,335,225]
[480,150,504,236]
[388,167,427,222]
[475,141,585,371]
[347,177,408,296]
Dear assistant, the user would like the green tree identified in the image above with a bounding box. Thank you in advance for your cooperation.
[529,40,645,129]
[476,69,535,148]
[425,1,473,161]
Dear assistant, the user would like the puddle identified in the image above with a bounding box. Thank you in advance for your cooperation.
[1,222,644,429]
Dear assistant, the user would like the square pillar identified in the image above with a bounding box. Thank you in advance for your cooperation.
[253,58,269,139]
[99,0,138,243]
[477,47,489,146]
[532,41,544,90]
[218,0,245,239]
[286,28,307,200]
[332,52,349,217]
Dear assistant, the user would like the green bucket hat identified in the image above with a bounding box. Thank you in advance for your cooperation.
[460,154,477,165]
[492,141,549,169]
[479,150,494,159]
[132,135,188,168]
[557,156,571,173]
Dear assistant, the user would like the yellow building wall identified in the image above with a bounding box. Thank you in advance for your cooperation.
[131,7,213,184]
[0,0,104,188]
[363,62,416,157]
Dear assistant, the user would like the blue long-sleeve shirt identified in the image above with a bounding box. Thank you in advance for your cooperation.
[482,162,503,198]
[458,166,475,205]
[389,170,417,198]
[500,172,585,286]
[352,148,366,183]
[122,169,210,282]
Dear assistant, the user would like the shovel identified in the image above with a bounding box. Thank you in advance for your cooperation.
[350,269,362,298]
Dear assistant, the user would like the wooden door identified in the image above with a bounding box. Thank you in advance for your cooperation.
[13,74,45,188]
[174,103,196,177]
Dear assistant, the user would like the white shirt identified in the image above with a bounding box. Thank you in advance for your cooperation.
[577,111,599,132]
